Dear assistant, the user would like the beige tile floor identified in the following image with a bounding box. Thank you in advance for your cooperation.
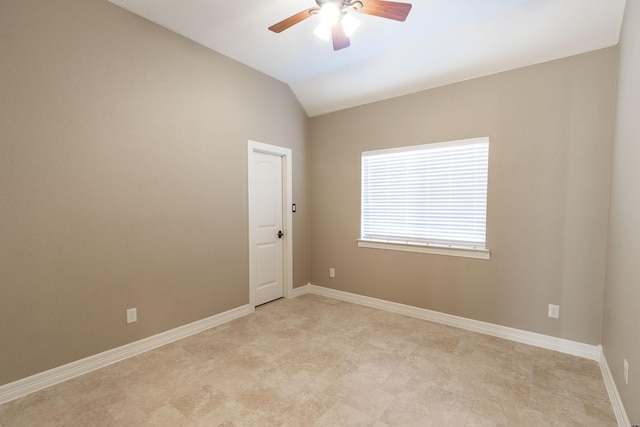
[0,294,617,426]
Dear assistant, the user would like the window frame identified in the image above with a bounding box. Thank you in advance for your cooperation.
[358,137,490,260]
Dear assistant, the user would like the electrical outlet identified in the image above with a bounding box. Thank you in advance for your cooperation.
[126,308,137,324]
[548,304,560,319]
[624,359,629,384]
[329,268,335,278]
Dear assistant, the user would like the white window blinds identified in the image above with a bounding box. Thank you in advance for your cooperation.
[361,137,489,250]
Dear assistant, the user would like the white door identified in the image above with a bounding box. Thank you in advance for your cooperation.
[250,151,285,306]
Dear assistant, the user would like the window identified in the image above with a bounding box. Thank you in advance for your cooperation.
[359,137,490,259]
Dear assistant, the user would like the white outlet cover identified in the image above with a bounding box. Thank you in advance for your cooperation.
[548,304,560,319]
[126,308,137,324]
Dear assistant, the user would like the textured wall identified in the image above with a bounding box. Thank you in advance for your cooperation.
[309,48,617,345]
[603,0,640,423]
[0,0,308,385]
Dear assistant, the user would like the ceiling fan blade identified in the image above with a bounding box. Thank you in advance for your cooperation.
[332,22,350,50]
[268,8,316,33]
[359,0,412,21]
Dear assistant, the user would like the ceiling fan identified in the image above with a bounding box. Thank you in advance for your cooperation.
[268,0,412,51]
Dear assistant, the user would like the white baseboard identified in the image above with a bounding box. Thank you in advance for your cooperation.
[294,283,600,361]
[290,284,310,298]
[4,285,630,427]
[600,350,632,427]
[0,304,254,405]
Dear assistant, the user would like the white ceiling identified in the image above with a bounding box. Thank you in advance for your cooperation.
[108,0,626,117]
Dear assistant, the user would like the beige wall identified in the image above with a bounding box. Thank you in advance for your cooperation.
[0,0,309,385]
[309,48,617,345]
[603,0,640,423]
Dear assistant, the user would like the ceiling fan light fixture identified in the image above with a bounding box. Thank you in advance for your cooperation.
[269,0,413,50]
[341,13,360,37]
[314,22,332,40]
[318,2,341,26]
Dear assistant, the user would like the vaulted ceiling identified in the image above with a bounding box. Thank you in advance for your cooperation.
[108,0,627,117]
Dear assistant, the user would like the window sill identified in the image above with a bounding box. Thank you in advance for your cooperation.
[357,240,491,260]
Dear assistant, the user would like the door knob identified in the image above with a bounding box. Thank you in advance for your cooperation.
[277,230,284,239]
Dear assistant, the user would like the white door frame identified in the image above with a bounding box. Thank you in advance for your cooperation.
[247,140,293,307]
